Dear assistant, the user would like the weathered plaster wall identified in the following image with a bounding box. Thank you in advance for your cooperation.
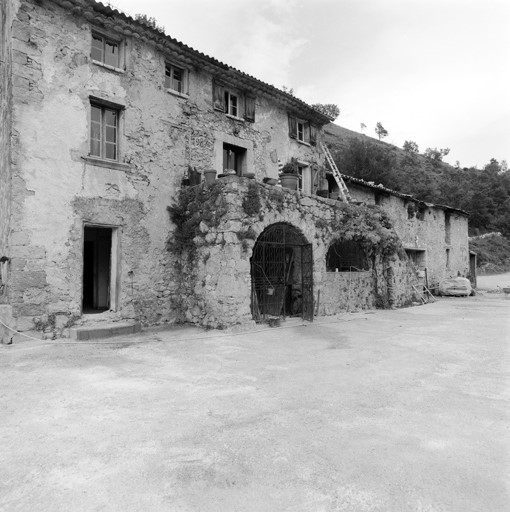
[173,178,416,328]
[0,0,15,270]
[348,183,469,287]
[7,0,327,331]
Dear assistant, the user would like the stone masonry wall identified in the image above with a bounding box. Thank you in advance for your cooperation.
[172,177,417,329]
[0,0,15,294]
[7,0,327,332]
[349,183,470,287]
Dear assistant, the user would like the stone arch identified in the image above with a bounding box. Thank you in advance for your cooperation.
[250,222,313,323]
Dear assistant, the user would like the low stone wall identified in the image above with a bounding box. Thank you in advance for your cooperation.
[169,177,418,328]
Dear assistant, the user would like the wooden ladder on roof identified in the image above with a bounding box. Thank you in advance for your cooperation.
[320,142,351,202]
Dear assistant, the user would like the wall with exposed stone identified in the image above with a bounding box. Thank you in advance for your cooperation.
[348,183,469,288]
[5,0,328,333]
[172,177,417,329]
[0,0,14,292]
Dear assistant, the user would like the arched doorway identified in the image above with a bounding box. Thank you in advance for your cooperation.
[250,223,314,322]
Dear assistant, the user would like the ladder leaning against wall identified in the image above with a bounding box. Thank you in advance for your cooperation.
[320,142,351,203]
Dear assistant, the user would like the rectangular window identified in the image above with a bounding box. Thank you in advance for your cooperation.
[223,143,246,175]
[224,90,238,117]
[288,115,310,143]
[90,104,119,161]
[165,63,185,93]
[91,33,120,68]
[445,213,451,244]
[212,80,247,118]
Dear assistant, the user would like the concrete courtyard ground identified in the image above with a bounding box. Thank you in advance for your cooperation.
[1,294,509,511]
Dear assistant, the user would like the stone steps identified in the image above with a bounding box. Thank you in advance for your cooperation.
[70,321,142,341]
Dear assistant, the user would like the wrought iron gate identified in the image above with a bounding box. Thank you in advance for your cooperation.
[250,223,314,322]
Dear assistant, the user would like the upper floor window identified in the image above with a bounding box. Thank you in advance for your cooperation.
[165,63,186,94]
[288,115,317,145]
[224,90,238,117]
[91,32,121,69]
[213,80,256,122]
[90,103,119,161]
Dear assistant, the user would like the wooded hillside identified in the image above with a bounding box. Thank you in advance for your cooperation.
[325,124,510,239]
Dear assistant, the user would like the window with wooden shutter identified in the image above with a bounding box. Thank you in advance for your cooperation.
[309,124,317,146]
[244,96,256,122]
[288,115,297,138]
[213,80,225,112]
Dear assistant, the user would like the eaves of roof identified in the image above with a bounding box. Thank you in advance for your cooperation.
[50,0,332,125]
[341,174,469,217]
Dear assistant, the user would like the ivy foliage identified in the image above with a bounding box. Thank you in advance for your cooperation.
[167,181,228,257]
[242,181,262,217]
[330,202,402,257]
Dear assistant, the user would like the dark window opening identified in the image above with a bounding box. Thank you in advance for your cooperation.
[445,213,451,244]
[326,240,368,272]
[223,143,246,175]
[83,227,112,313]
[416,206,426,221]
[406,249,426,268]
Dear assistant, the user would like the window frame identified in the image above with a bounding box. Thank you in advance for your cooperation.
[224,90,239,117]
[212,80,253,121]
[288,114,315,145]
[89,98,124,163]
[223,142,247,176]
[91,31,124,71]
[165,62,188,96]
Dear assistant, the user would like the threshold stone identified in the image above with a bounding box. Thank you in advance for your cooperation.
[70,321,142,341]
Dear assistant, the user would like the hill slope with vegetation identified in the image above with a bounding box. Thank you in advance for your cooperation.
[325,123,510,270]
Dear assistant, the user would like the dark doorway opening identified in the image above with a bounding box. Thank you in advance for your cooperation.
[250,223,313,322]
[83,226,112,313]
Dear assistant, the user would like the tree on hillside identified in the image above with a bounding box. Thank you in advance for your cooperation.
[311,103,340,121]
[423,147,450,162]
[403,140,419,153]
[375,122,388,141]
[281,85,294,95]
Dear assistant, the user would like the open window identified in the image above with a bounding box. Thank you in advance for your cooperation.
[288,115,317,145]
[165,62,188,95]
[326,240,368,272]
[223,143,247,175]
[91,31,123,70]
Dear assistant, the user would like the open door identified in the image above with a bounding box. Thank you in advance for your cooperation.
[83,226,112,312]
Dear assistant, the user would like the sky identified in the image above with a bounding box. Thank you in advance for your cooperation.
[108,0,509,169]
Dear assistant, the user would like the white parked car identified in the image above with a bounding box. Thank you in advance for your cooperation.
[438,277,472,297]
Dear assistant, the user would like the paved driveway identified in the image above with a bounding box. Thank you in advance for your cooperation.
[1,295,509,511]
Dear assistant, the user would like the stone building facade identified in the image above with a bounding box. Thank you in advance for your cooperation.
[342,176,470,289]
[0,0,469,337]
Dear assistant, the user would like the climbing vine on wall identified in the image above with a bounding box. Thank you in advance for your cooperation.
[242,181,262,217]
[167,181,228,258]
[328,202,403,257]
